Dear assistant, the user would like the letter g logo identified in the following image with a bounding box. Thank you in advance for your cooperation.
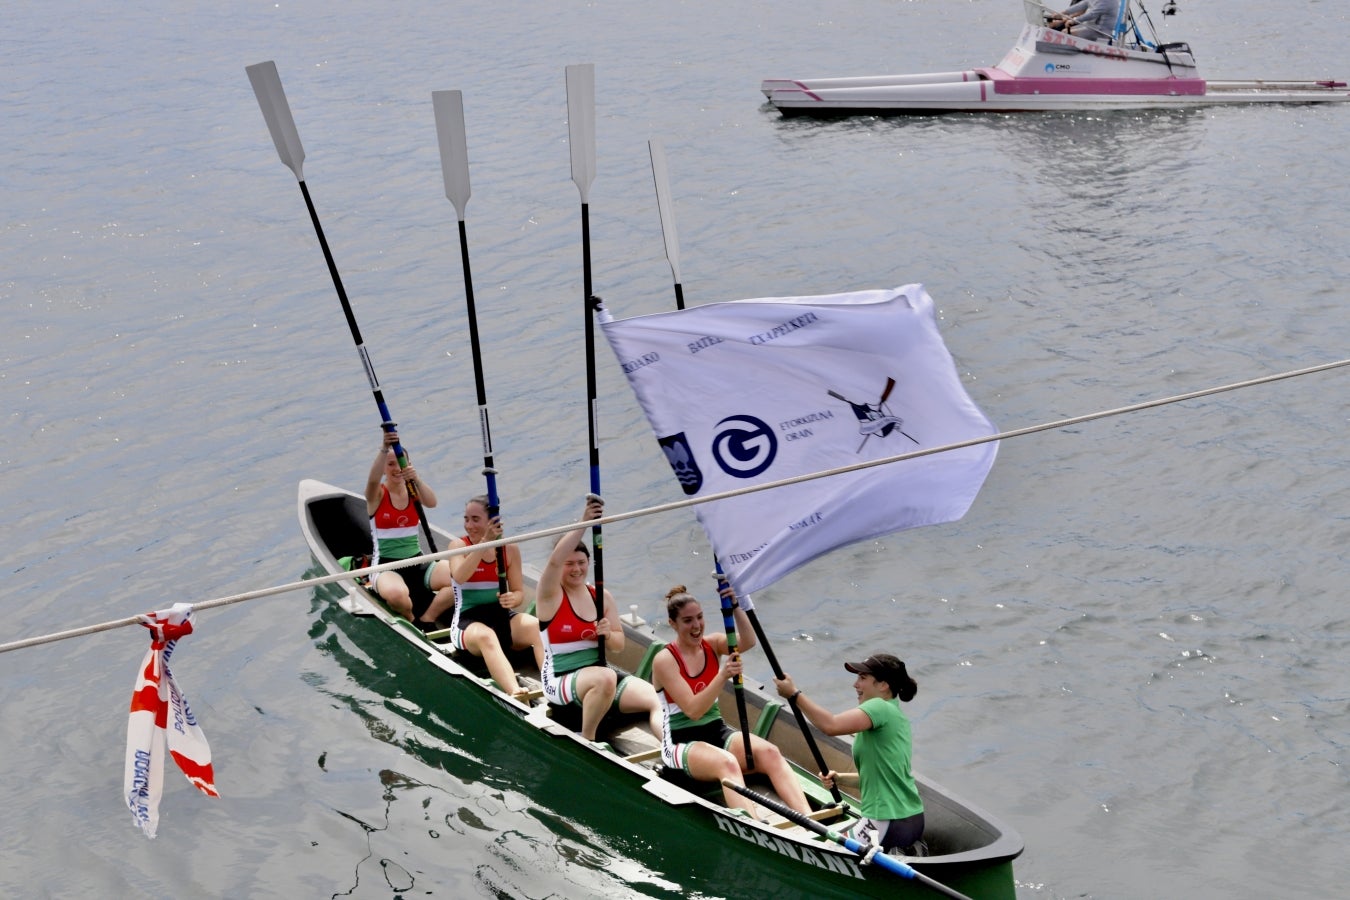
[711,415,776,478]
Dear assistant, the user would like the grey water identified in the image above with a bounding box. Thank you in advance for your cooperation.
[3,1,1347,897]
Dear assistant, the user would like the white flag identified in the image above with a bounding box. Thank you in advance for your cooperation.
[601,284,997,595]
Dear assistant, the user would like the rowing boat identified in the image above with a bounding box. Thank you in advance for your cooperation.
[298,478,1023,898]
[760,1,1350,115]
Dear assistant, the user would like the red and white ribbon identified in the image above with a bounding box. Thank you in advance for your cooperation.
[124,603,218,838]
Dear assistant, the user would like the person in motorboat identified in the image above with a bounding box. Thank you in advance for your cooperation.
[774,653,926,855]
[1047,0,1121,42]
[363,428,452,622]
[652,585,813,821]
[534,495,664,743]
[418,494,544,702]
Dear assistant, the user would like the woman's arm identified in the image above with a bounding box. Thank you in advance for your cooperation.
[364,434,395,514]
[652,649,735,722]
[773,675,874,737]
[408,465,436,507]
[821,770,860,790]
[533,496,600,620]
[449,529,495,584]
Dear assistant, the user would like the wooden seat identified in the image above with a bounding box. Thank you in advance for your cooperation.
[770,804,848,830]
[623,747,662,764]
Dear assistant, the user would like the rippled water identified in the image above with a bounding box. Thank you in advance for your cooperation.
[3,2,1347,897]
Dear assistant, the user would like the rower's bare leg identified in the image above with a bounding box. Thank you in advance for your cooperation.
[736,735,811,815]
[618,678,665,743]
[575,666,618,741]
[375,572,414,621]
[510,614,546,673]
[420,584,456,625]
[686,742,760,819]
[464,622,520,695]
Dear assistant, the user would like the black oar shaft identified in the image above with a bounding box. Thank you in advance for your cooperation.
[288,160,436,553]
[714,571,754,771]
[432,88,506,591]
[248,61,434,550]
[568,64,604,666]
[741,607,841,802]
[647,138,839,801]
[454,211,505,592]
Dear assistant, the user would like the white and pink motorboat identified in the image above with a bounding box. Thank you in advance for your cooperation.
[761,1,1350,115]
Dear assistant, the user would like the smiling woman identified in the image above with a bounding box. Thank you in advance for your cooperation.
[774,653,925,855]
[651,584,813,820]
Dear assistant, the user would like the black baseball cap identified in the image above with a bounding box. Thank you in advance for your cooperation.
[844,653,905,683]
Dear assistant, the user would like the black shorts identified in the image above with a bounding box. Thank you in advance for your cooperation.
[859,812,926,853]
[374,560,435,619]
[670,719,736,751]
[457,601,515,651]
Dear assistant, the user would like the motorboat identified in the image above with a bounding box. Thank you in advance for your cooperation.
[760,1,1350,115]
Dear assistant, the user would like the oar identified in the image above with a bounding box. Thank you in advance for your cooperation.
[719,780,972,900]
[246,61,437,553]
[647,140,685,311]
[567,62,605,665]
[432,89,506,594]
[712,571,755,772]
[647,138,841,802]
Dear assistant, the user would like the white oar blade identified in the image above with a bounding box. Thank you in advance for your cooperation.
[648,140,682,284]
[432,90,471,220]
[565,63,596,202]
[246,61,306,182]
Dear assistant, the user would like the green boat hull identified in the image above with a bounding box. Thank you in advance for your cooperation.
[300,479,1021,898]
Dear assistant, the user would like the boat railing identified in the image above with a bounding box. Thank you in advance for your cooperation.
[1023,0,1158,52]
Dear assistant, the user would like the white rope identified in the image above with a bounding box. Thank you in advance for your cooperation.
[2,356,1345,655]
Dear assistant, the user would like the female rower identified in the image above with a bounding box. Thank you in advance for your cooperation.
[652,585,811,820]
[774,653,925,854]
[419,495,543,700]
[535,496,663,743]
[363,429,449,622]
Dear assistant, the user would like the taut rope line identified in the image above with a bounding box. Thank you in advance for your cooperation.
[2,356,1346,655]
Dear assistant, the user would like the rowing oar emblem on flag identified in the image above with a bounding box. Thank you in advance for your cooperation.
[828,377,922,452]
[600,284,998,595]
[124,602,218,838]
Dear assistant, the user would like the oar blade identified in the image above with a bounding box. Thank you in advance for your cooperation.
[432,89,471,220]
[565,63,596,201]
[245,60,306,182]
[648,139,683,284]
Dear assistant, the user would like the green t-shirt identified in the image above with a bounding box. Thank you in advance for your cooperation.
[852,696,924,820]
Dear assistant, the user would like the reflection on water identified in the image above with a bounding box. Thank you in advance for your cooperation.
[307,580,694,899]
[765,106,1209,287]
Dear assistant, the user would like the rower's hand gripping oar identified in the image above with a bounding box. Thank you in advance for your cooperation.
[713,571,755,772]
[648,138,842,802]
[432,89,506,594]
[568,62,605,665]
[719,780,973,900]
[246,61,437,554]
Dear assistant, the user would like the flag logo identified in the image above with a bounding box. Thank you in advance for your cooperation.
[658,432,704,495]
[711,414,776,478]
[828,377,920,452]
